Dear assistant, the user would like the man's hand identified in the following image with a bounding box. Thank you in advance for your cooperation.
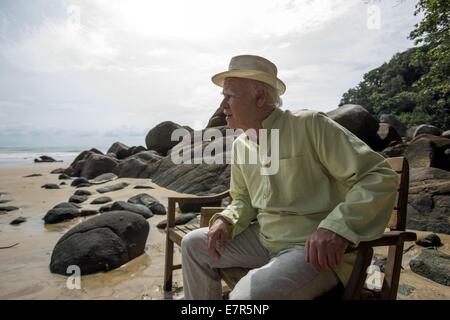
[207,218,231,260]
[305,228,351,272]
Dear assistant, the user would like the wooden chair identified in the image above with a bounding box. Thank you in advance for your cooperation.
[163,157,416,299]
[163,190,230,291]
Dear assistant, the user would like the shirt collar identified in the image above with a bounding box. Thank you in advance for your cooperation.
[261,107,283,129]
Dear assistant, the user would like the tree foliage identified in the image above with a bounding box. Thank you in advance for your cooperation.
[340,0,449,130]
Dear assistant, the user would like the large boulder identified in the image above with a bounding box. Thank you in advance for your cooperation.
[107,142,130,159]
[206,107,227,128]
[145,121,184,155]
[412,124,443,138]
[406,167,450,234]
[64,149,104,177]
[43,203,81,224]
[377,123,402,150]
[404,134,450,170]
[409,249,450,286]
[110,201,153,219]
[127,193,166,215]
[49,211,149,275]
[80,153,119,179]
[113,158,148,178]
[379,114,407,136]
[327,104,380,149]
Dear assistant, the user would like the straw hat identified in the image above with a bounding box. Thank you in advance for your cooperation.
[211,55,286,95]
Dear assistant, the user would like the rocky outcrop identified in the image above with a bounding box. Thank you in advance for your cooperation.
[407,167,450,234]
[49,211,149,275]
[405,134,450,170]
[379,114,407,136]
[206,107,227,128]
[409,249,450,286]
[412,125,443,138]
[327,104,380,150]
[377,123,402,150]
[145,121,184,155]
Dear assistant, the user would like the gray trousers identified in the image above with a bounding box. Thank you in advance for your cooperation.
[181,225,340,300]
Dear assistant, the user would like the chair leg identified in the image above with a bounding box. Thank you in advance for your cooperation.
[164,235,174,292]
[342,247,374,300]
[380,244,404,300]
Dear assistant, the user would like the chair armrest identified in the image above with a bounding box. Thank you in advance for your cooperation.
[167,190,230,206]
[345,231,417,253]
[200,207,225,227]
[165,191,229,229]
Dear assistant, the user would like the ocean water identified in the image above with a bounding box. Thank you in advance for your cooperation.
[0,147,106,167]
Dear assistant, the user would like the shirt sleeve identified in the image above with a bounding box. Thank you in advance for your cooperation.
[309,112,399,246]
[209,140,258,238]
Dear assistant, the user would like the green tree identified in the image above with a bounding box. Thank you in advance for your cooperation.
[340,0,449,130]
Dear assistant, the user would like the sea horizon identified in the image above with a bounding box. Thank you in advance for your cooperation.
[0,146,108,167]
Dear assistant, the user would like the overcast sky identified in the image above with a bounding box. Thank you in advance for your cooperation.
[0,0,421,149]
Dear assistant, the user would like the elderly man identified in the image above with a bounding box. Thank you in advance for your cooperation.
[181,55,398,300]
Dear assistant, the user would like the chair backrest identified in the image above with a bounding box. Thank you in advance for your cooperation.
[385,157,409,231]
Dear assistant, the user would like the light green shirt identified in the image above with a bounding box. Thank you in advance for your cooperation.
[210,108,398,285]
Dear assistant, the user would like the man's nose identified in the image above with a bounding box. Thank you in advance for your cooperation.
[220,98,228,111]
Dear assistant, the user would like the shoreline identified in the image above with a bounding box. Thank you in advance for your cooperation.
[0,162,185,299]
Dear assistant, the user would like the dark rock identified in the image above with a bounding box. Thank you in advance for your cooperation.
[133,185,154,189]
[76,183,93,188]
[405,134,450,170]
[80,154,119,179]
[43,208,80,224]
[107,142,129,158]
[71,177,90,187]
[49,211,149,275]
[206,107,227,128]
[130,150,163,163]
[60,182,67,185]
[127,193,166,215]
[372,255,387,273]
[381,142,408,158]
[377,123,402,150]
[410,249,450,286]
[54,202,81,209]
[51,168,66,174]
[91,196,112,205]
[179,201,222,213]
[114,157,148,178]
[327,104,380,149]
[69,195,88,204]
[0,206,19,212]
[145,121,184,155]
[74,190,92,196]
[110,201,153,219]
[23,173,43,178]
[99,203,113,213]
[413,124,443,138]
[89,173,118,184]
[156,213,198,229]
[34,155,61,163]
[41,184,60,189]
[379,114,407,136]
[10,217,27,225]
[96,182,129,194]
[0,199,11,204]
[398,284,415,296]
[80,209,98,217]
[58,173,71,180]
[415,234,443,248]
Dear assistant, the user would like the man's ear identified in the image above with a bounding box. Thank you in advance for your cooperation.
[256,88,268,108]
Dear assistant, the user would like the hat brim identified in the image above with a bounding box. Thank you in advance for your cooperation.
[212,69,286,96]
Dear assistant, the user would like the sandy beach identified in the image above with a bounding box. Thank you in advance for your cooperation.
[0,162,185,300]
[0,162,449,300]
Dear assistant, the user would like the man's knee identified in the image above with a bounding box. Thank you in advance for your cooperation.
[181,227,208,256]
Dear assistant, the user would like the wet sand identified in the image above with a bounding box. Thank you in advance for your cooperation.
[0,163,185,299]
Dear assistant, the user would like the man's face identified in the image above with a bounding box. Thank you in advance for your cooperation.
[220,77,258,130]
